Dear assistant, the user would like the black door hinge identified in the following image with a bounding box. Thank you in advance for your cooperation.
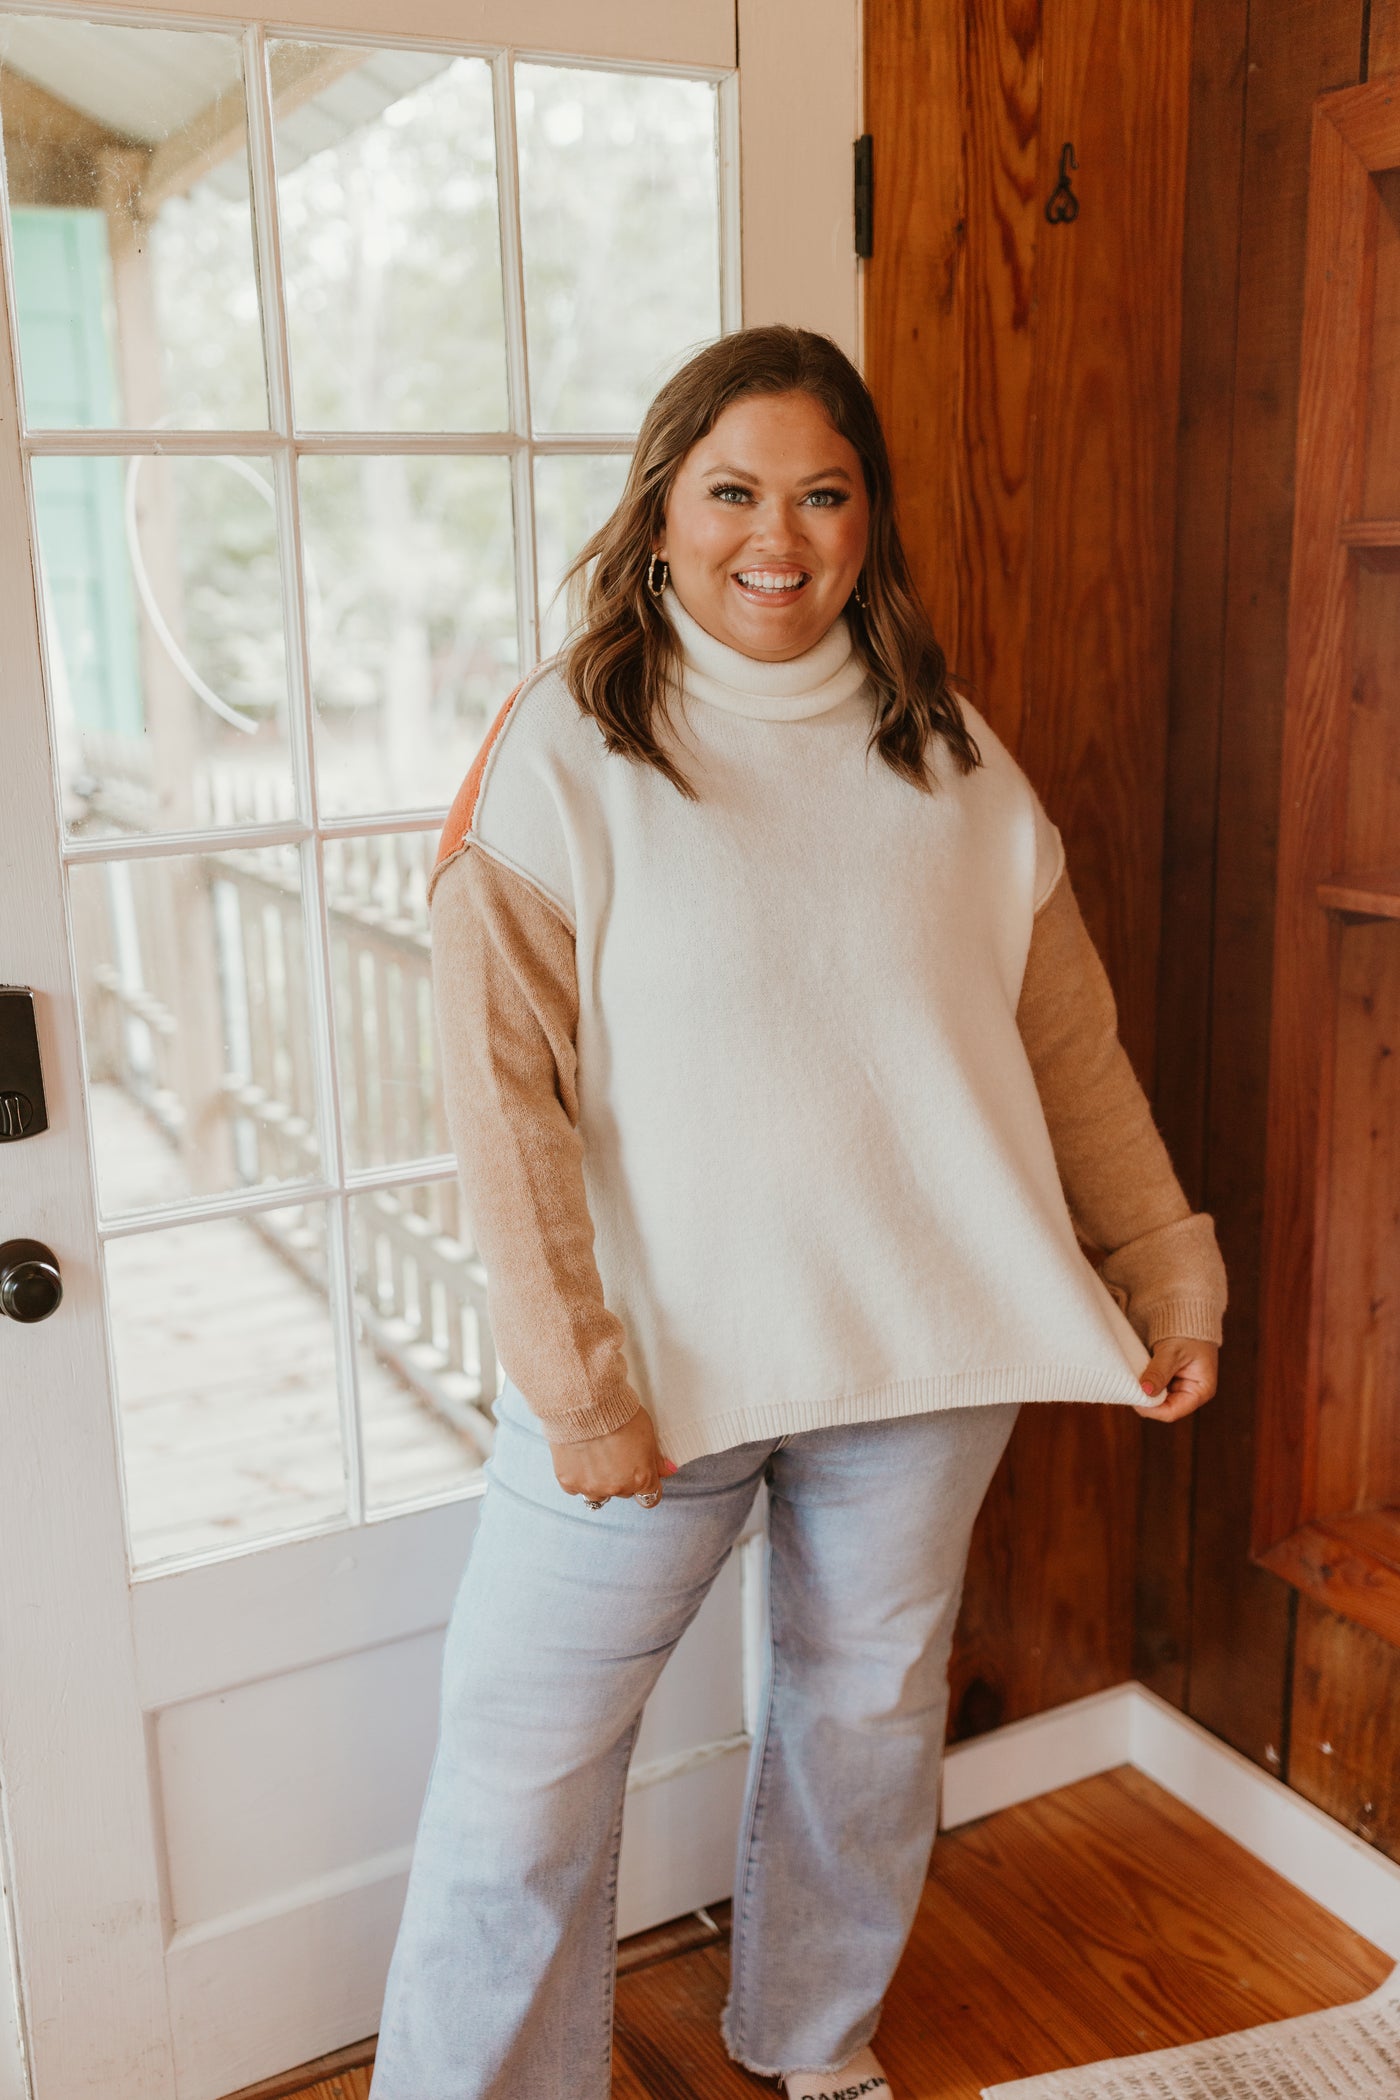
[854,134,874,258]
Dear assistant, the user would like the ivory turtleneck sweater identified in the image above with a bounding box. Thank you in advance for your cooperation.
[428,591,1227,1461]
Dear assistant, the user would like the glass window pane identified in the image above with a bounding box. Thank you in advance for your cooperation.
[109,1203,346,1568]
[325,833,443,1173]
[352,1179,493,1515]
[0,14,268,428]
[516,64,720,433]
[33,453,294,839]
[534,451,631,655]
[300,453,517,816]
[271,44,508,432]
[71,846,321,1219]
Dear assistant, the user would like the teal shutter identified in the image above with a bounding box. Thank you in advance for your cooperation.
[12,207,143,738]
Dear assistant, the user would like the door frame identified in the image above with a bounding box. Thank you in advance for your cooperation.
[0,3,861,2093]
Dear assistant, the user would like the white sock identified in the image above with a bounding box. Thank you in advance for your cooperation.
[783,2044,891,2100]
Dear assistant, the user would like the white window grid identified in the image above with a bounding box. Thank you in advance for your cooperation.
[0,2,741,1557]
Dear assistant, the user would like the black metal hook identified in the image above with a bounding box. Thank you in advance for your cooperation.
[1046,143,1079,225]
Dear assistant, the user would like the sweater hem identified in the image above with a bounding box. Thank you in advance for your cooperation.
[657,1361,1148,1468]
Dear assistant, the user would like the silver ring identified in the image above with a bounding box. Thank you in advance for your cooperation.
[583,1496,609,1510]
[636,1489,663,1509]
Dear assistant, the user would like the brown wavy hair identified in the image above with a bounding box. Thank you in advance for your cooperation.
[560,325,980,800]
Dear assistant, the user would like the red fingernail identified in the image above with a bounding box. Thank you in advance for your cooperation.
[662,1459,678,1475]
[1140,1379,1157,1395]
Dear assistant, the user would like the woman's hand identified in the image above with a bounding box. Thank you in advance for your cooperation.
[1134,1336,1219,1422]
[550,1406,678,1506]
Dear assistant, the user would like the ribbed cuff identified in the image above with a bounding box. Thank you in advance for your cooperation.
[538,1384,643,1446]
[1143,1296,1225,1347]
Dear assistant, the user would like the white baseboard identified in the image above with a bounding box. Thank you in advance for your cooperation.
[940,1680,1400,1961]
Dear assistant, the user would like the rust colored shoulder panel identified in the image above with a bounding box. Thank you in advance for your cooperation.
[434,683,524,873]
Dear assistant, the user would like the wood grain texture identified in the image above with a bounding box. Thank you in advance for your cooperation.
[1183,0,1362,1769]
[222,2044,373,2100]
[1252,94,1375,1554]
[1012,0,1194,1739]
[1372,3,1400,75]
[1022,0,1193,1069]
[1317,869,1400,914]
[1139,0,1251,1709]
[610,1769,1391,2097]
[920,1769,1387,2075]
[1359,168,1400,515]
[1248,78,1400,1656]
[967,0,1193,1730]
[252,2078,369,2100]
[864,0,967,661]
[952,1402,1140,1738]
[1327,68,1400,162]
[1264,1511,1400,1647]
[1290,1594,1400,1862]
[1314,921,1400,1516]
[616,1904,728,1977]
[958,0,1040,746]
[868,0,1195,1739]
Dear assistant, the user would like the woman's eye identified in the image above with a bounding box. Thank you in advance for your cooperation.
[705,483,848,508]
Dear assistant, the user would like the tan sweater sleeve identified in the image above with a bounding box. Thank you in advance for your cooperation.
[1017,869,1228,1348]
[430,844,643,1444]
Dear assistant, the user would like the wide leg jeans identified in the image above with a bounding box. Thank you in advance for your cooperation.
[370,1380,1020,2099]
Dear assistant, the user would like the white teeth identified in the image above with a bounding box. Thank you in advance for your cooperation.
[736,571,806,592]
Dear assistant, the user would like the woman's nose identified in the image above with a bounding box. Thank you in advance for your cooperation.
[743,502,807,553]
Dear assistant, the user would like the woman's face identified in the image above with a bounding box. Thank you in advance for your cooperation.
[656,390,870,662]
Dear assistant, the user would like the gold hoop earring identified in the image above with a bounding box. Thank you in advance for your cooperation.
[647,555,669,597]
[853,576,868,611]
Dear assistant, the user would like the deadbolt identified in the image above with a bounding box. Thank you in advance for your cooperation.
[0,990,48,1142]
[0,1240,63,1323]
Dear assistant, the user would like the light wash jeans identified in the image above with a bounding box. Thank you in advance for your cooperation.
[370,1380,1019,2100]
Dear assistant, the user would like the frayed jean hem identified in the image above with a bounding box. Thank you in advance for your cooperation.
[719,2017,881,2082]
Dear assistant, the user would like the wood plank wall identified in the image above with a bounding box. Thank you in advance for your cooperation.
[865,0,1194,1734]
[866,0,1400,1854]
[1148,0,1400,1855]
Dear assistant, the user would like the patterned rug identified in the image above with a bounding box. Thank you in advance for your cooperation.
[981,1963,1400,2098]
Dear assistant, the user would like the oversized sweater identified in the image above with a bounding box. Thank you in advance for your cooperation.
[429,590,1227,1463]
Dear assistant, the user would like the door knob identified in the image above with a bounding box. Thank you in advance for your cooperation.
[0,1240,63,1323]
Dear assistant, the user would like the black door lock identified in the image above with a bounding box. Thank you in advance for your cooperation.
[0,988,48,1142]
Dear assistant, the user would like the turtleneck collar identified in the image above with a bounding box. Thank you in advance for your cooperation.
[663,585,870,722]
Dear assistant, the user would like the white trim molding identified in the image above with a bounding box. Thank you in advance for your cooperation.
[736,0,862,360]
[940,1681,1400,1962]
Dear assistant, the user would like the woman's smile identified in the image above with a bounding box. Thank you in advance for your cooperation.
[731,564,812,606]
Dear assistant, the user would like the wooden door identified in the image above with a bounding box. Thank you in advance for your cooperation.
[1253,71,1400,1649]
[0,4,860,2094]
[862,0,1195,1734]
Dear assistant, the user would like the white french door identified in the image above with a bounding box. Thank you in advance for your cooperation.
[0,2,860,2096]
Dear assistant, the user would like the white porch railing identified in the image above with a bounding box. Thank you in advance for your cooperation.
[78,790,497,1458]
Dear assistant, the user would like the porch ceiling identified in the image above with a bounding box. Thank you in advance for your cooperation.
[0,16,453,195]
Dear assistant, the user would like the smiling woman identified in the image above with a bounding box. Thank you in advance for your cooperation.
[376,323,1229,2100]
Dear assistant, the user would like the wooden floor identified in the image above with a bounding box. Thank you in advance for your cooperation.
[236,1766,1391,2100]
